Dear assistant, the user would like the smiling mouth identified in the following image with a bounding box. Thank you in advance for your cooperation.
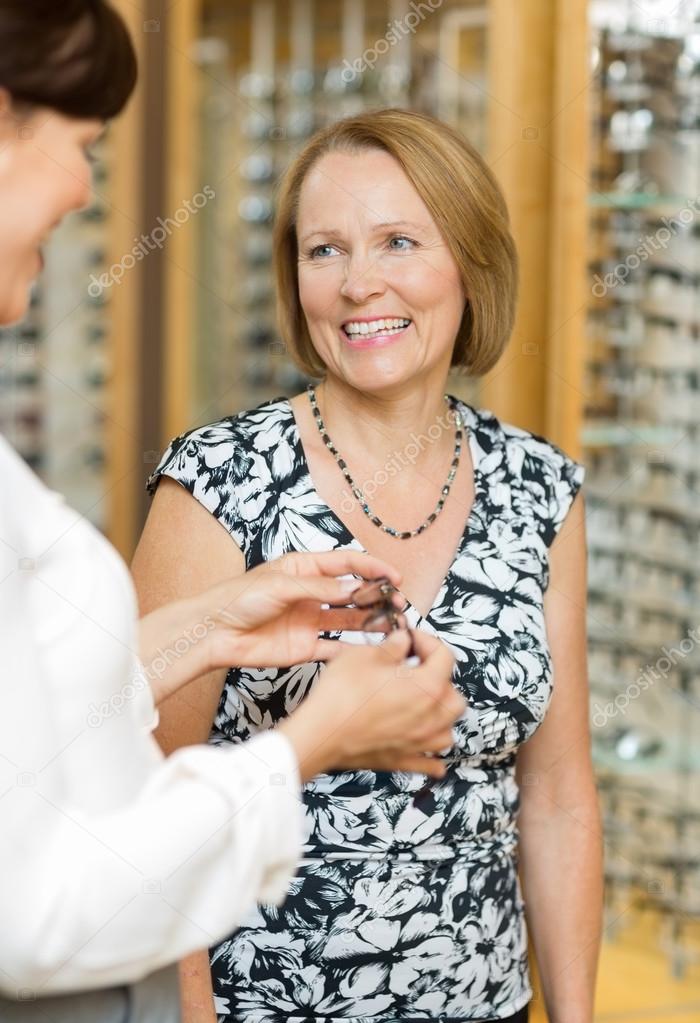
[342,317,412,342]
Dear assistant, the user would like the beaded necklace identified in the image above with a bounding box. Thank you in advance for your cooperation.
[307,384,462,539]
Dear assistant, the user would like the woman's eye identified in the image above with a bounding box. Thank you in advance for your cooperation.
[310,243,338,259]
[307,237,415,258]
[388,235,415,251]
[83,147,99,166]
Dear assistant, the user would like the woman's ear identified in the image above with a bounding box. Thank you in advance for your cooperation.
[0,89,18,151]
[0,91,38,151]
[0,87,26,141]
[0,87,14,122]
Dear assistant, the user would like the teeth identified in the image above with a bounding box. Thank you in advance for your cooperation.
[344,317,410,335]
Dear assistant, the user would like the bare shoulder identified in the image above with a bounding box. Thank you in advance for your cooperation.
[547,489,587,595]
[132,475,245,613]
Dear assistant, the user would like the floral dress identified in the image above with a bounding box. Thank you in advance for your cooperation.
[148,395,585,1023]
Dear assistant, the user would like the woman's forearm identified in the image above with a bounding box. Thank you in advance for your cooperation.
[180,950,217,1023]
[518,794,603,1023]
[138,593,216,706]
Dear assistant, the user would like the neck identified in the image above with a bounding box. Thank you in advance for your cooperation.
[313,377,456,471]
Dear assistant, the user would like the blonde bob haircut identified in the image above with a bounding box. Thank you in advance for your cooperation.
[273,108,518,378]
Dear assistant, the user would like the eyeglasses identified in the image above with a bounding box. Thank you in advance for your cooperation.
[351,576,411,640]
[353,576,439,807]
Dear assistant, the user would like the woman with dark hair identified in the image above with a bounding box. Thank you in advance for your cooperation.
[0,4,465,1020]
[0,0,138,118]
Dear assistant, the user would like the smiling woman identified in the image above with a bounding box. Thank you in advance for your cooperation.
[275,108,517,380]
[140,108,601,1023]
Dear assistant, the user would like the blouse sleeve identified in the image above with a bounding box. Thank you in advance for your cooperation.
[1,727,303,995]
[146,425,248,553]
[539,442,585,547]
[0,438,301,995]
[509,429,585,548]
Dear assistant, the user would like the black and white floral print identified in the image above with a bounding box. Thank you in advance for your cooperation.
[148,396,584,1022]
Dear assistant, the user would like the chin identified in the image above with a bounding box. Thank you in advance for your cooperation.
[338,355,414,394]
[0,290,32,327]
[0,271,37,326]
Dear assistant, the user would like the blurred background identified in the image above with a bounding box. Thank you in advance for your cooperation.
[1,0,699,1018]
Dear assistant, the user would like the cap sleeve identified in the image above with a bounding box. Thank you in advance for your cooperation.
[538,443,585,547]
[146,424,248,552]
[146,432,199,499]
[505,425,585,549]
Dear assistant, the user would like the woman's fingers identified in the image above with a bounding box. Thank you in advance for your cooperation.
[318,607,408,633]
[255,573,400,617]
[408,627,443,660]
[223,562,408,633]
[279,550,402,587]
[418,682,465,725]
[401,667,465,733]
[373,628,412,662]
[313,638,346,661]
[413,727,456,754]
[320,628,411,667]
[310,634,463,773]
[411,631,459,692]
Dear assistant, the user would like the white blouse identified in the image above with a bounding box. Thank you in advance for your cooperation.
[0,435,302,995]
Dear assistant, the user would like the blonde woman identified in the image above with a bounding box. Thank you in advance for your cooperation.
[137,109,602,1023]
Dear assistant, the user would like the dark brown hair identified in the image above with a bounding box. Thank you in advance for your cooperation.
[0,0,137,120]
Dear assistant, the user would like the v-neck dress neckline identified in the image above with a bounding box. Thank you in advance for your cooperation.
[146,392,586,1023]
[284,395,488,626]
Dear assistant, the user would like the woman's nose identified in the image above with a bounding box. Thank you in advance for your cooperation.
[339,254,386,303]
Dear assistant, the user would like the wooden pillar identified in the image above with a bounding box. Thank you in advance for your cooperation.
[162,0,202,444]
[483,0,589,454]
[106,1,146,558]
[138,0,168,530]
[482,0,555,433]
[545,0,591,456]
[107,0,182,555]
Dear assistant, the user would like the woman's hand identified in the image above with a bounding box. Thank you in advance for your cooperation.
[279,628,465,781]
[138,550,405,705]
[204,549,406,668]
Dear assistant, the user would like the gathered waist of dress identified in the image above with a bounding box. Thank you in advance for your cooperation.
[301,818,519,864]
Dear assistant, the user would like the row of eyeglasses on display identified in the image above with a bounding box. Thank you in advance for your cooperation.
[585,1,700,976]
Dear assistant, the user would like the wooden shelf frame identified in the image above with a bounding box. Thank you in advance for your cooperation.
[484,0,590,454]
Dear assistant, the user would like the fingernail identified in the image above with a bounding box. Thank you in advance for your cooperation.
[340,578,361,594]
